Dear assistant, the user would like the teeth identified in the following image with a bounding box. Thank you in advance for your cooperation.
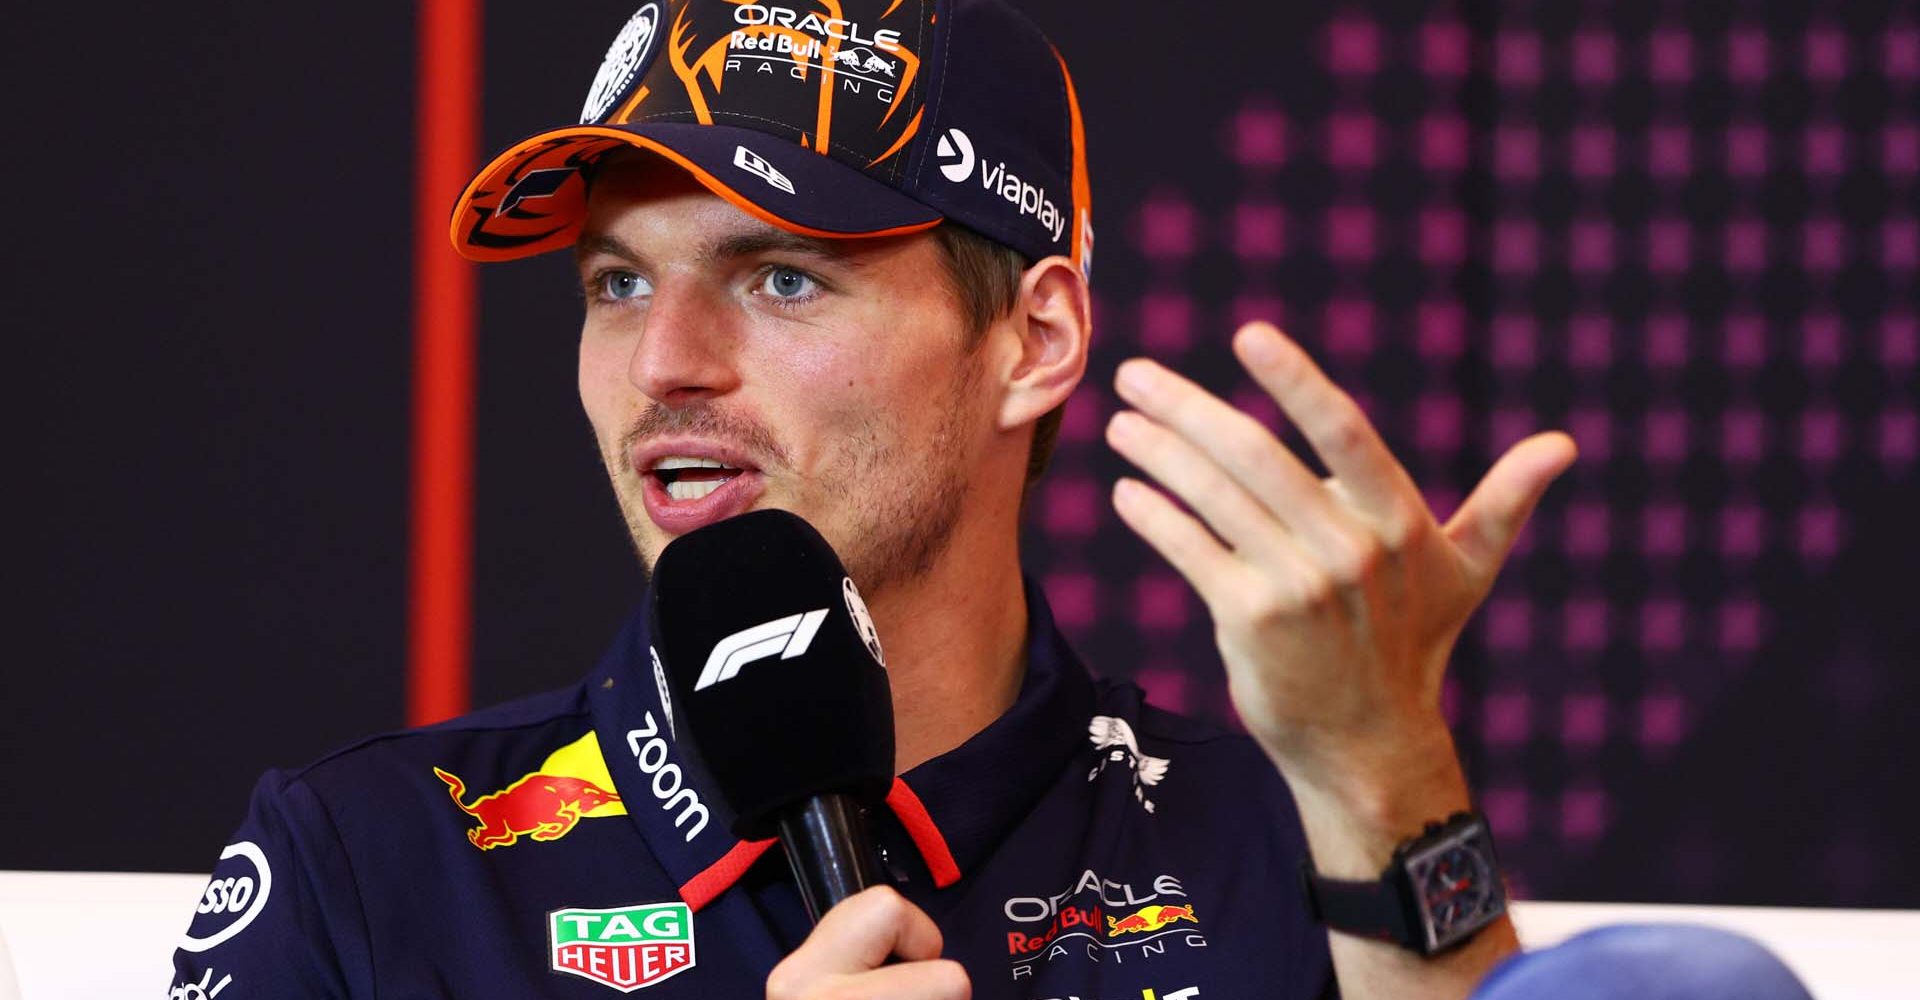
[654,456,734,471]
[666,478,727,501]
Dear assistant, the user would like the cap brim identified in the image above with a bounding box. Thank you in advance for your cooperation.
[450,122,943,263]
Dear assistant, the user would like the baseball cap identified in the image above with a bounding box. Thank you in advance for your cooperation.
[449,0,1093,281]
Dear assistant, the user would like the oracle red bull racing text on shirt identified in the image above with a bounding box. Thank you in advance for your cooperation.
[170,580,1333,998]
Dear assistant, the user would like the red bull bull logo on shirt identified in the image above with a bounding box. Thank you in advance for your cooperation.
[1004,869,1208,980]
[1107,903,1198,936]
[433,732,629,850]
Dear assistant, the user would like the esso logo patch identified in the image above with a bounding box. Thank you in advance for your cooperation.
[196,875,255,915]
[179,841,273,953]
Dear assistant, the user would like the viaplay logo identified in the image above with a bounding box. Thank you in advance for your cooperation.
[936,128,975,182]
[934,127,1066,244]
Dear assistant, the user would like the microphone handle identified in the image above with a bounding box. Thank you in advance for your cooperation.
[775,792,889,923]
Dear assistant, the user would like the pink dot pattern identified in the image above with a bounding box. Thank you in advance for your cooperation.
[1023,7,1918,898]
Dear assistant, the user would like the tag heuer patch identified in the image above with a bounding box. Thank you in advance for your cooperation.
[549,902,696,991]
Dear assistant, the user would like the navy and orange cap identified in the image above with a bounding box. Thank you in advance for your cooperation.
[450,0,1093,282]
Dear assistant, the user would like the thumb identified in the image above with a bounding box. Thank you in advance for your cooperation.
[1444,431,1578,581]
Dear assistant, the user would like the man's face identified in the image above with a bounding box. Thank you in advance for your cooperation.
[575,155,991,592]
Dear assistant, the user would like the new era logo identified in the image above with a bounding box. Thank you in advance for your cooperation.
[693,609,828,690]
[733,145,795,194]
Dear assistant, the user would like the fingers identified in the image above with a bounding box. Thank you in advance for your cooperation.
[766,959,970,1000]
[808,886,946,968]
[1111,477,1251,604]
[1105,411,1307,573]
[1444,431,1579,581]
[1231,322,1426,537]
[767,887,968,1000]
[797,961,971,1000]
[1113,356,1373,566]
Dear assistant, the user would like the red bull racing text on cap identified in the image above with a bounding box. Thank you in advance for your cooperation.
[451,0,1092,282]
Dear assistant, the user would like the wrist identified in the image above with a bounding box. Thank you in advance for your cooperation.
[1269,720,1473,879]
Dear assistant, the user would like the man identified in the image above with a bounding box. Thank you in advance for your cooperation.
[172,1,1576,997]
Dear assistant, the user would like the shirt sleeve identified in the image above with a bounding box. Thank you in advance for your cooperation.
[168,769,373,1000]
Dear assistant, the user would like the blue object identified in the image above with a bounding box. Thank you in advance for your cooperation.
[1474,924,1814,1000]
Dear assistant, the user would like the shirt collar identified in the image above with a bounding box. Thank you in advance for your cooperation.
[587,575,1096,905]
[586,605,747,904]
[894,576,1097,878]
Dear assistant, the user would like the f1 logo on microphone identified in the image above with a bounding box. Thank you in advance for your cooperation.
[693,609,829,690]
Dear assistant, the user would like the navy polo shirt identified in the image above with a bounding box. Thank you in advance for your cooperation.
[171,581,1334,998]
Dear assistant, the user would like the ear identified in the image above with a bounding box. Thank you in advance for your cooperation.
[994,255,1091,433]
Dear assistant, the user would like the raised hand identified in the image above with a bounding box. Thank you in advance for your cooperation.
[1105,321,1576,803]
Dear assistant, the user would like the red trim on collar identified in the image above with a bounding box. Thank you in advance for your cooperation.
[678,838,776,913]
[886,778,962,888]
[675,780,961,911]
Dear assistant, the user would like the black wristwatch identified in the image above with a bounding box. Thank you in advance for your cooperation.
[1299,811,1507,956]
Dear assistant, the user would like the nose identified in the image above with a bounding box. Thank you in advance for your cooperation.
[627,279,741,406]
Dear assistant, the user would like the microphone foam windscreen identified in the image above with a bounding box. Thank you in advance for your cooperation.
[650,509,895,840]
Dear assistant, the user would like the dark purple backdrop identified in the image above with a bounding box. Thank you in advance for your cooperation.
[7,1,1916,908]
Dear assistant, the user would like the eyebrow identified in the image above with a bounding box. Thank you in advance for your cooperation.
[575,231,643,268]
[573,228,864,270]
[708,229,863,268]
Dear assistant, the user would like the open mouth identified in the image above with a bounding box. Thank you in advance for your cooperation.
[651,457,746,502]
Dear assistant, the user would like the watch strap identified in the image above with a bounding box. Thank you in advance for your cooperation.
[1299,862,1417,949]
[1299,810,1503,956]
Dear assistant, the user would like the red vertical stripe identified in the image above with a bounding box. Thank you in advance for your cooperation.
[408,0,481,726]
[885,778,962,888]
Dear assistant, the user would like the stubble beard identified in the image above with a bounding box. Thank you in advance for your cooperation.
[827,351,979,594]
[601,348,983,597]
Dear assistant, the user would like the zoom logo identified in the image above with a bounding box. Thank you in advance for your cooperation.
[936,128,975,182]
[626,711,710,841]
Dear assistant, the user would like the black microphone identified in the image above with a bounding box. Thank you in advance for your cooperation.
[650,509,895,922]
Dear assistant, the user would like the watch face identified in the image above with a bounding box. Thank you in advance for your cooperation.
[1404,820,1506,952]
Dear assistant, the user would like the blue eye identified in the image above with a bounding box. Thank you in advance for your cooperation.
[760,266,818,301]
[598,270,651,301]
